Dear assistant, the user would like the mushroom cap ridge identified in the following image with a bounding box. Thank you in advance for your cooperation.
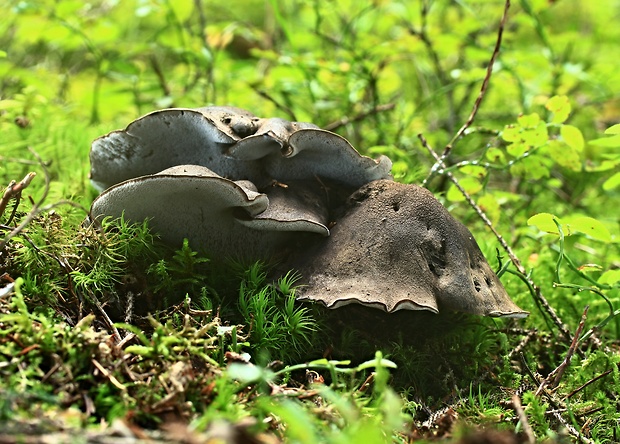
[292,180,528,318]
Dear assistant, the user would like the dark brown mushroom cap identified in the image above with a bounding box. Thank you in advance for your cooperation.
[89,165,328,260]
[292,180,528,318]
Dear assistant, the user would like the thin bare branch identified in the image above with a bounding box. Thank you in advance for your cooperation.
[324,103,395,132]
[422,0,511,187]
[418,134,572,340]
[512,394,536,444]
[0,172,36,219]
[566,368,613,400]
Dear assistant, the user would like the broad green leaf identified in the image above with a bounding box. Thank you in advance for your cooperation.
[547,140,581,171]
[518,112,540,128]
[506,142,528,157]
[0,100,22,110]
[522,121,549,147]
[527,213,562,235]
[560,124,585,151]
[545,95,571,123]
[486,147,506,164]
[599,270,620,286]
[446,177,482,202]
[0,50,6,58]
[585,159,620,172]
[478,194,501,225]
[169,0,194,22]
[227,362,269,383]
[567,216,612,242]
[510,155,550,179]
[460,165,487,178]
[603,172,620,190]
[501,125,521,142]
[589,134,620,147]
[355,358,398,371]
[604,123,620,135]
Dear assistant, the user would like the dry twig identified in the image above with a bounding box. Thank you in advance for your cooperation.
[418,134,571,340]
[0,150,88,252]
[565,368,613,400]
[0,172,36,223]
[422,0,511,187]
[324,103,395,132]
[511,393,536,444]
[536,305,589,396]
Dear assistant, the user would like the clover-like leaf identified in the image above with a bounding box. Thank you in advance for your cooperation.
[518,112,541,128]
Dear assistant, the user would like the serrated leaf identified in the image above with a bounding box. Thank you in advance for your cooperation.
[560,124,585,151]
[604,123,620,135]
[598,270,620,286]
[603,172,620,190]
[545,95,571,123]
[568,216,612,242]
[527,213,562,235]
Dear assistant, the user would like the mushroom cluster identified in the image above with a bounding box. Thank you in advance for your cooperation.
[89,106,527,318]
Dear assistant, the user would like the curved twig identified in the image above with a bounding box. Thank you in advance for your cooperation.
[422,0,512,187]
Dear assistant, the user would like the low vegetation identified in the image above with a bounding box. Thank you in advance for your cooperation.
[1,0,619,442]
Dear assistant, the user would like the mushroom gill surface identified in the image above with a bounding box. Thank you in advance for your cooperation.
[90,107,392,193]
[291,180,528,318]
[90,107,265,191]
[89,165,325,261]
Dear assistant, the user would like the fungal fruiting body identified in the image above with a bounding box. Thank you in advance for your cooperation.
[89,106,527,318]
